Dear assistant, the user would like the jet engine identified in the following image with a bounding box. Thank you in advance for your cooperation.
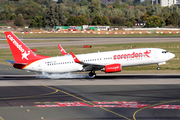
[103,64,122,73]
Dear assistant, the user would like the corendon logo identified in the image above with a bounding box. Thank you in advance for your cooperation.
[7,34,30,60]
[113,50,151,60]
[21,51,30,60]
[107,66,119,69]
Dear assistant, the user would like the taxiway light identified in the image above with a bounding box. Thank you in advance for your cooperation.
[41,117,44,120]
[27,109,30,112]
[21,105,23,108]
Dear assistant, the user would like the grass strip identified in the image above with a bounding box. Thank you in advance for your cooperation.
[1,33,180,38]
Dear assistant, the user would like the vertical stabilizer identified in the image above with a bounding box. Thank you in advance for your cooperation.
[5,31,49,64]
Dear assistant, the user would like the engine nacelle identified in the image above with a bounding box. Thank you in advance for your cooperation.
[104,64,121,73]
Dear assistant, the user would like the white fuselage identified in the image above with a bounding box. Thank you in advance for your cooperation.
[23,48,175,73]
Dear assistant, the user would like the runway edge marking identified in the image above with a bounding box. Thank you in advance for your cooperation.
[40,84,131,120]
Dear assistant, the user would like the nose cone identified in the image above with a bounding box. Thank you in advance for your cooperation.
[169,53,175,59]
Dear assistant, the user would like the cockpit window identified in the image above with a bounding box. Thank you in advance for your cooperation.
[162,51,168,53]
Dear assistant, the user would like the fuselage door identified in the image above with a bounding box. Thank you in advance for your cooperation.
[38,62,42,70]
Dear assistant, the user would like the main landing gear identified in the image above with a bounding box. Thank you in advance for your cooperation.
[89,71,96,78]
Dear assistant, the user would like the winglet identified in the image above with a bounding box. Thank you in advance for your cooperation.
[58,44,68,55]
[70,52,81,63]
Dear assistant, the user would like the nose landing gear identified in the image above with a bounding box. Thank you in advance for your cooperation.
[157,64,160,70]
[157,67,160,70]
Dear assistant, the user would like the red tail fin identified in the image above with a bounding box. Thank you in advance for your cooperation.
[5,31,49,64]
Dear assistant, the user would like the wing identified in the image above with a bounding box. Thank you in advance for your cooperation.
[70,52,104,71]
[58,44,69,55]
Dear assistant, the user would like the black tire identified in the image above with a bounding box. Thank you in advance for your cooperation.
[157,67,160,70]
[89,72,96,78]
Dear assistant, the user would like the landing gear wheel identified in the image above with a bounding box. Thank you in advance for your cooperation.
[157,67,160,70]
[89,71,96,78]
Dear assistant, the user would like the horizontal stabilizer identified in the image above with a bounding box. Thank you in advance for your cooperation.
[13,63,28,65]
[6,60,15,64]
[6,60,27,65]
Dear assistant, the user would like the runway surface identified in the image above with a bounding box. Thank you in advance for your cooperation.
[1,37,180,49]
[0,64,180,120]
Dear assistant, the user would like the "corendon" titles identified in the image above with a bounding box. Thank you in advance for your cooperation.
[7,35,25,53]
[113,50,151,60]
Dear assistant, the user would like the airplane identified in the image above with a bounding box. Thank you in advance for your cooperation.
[5,31,175,78]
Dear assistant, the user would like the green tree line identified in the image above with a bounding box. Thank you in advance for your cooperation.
[0,0,180,28]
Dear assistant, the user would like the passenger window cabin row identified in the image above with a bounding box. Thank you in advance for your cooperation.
[47,57,113,66]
